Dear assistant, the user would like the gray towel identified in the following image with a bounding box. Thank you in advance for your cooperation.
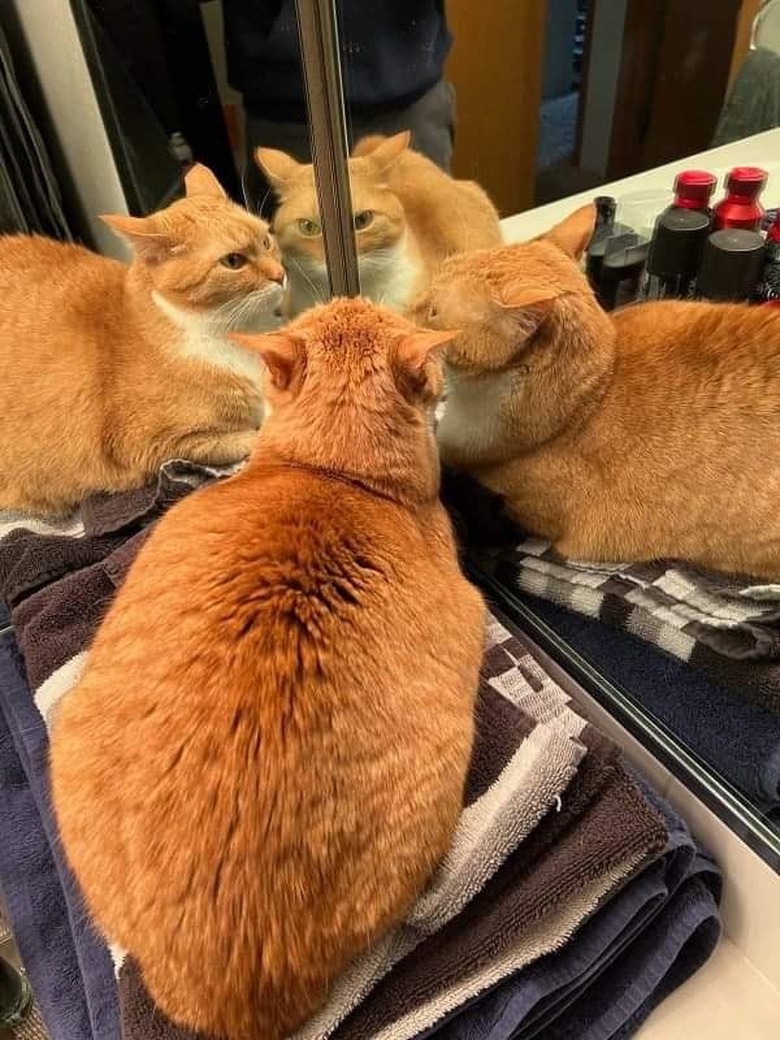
[713,47,780,146]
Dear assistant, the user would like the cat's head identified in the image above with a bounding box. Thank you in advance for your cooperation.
[101,164,286,331]
[410,204,599,371]
[256,133,410,269]
[233,297,456,499]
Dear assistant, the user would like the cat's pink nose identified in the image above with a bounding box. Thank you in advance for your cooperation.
[268,263,286,285]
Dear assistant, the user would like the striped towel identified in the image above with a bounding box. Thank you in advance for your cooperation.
[484,541,780,716]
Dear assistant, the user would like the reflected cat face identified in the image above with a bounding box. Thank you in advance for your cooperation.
[256,134,412,309]
[101,164,286,331]
[410,205,598,371]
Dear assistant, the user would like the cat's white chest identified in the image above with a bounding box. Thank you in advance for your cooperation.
[153,292,263,386]
[285,241,422,314]
[359,242,422,311]
[437,366,512,462]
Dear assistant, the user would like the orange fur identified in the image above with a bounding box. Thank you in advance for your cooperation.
[256,131,502,316]
[0,164,286,515]
[420,203,780,578]
[50,297,486,1040]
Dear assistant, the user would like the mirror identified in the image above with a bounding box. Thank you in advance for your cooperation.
[325,0,780,870]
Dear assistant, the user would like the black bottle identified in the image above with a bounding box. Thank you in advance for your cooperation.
[696,229,765,303]
[585,196,622,290]
[641,208,711,300]
[597,233,650,311]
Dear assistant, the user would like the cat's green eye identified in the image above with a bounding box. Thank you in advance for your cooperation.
[220,253,248,270]
[353,210,374,231]
[297,218,321,237]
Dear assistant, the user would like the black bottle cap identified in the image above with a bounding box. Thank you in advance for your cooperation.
[594,195,616,224]
[646,208,711,278]
[697,229,765,302]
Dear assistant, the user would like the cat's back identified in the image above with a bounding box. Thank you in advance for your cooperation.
[126,463,475,645]
[612,299,780,383]
[0,233,123,290]
[53,463,483,1037]
[587,299,780,458]
[387,152,502,257]
[0,234,124,333]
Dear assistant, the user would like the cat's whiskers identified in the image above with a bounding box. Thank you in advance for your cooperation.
[208,285,282,334]
[239,164,251,209]
[288,256,326,306]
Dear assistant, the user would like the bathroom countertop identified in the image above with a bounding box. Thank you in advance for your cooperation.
[501,128,780,242]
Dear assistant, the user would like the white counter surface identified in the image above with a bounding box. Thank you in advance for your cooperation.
[501,129,780,242]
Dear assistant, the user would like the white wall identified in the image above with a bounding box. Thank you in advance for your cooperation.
[12,0,129,259]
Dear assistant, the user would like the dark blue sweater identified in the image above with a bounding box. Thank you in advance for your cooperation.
[222,0,451,120]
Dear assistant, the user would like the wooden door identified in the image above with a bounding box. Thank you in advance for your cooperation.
[589,0,754,181]
[445,0,547,217]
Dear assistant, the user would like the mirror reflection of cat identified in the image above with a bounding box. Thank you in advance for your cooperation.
[422,205,780,580]
[258,132,502,316]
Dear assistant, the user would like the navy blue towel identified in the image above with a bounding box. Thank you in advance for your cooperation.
[416,782,721,1040]
[0,629,119,1040]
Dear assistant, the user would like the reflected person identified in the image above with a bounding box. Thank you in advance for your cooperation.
[222,0,456,215]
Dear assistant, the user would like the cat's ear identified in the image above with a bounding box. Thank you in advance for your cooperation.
[392,328,456,402]
[360,131,410,173]
[99,214,173,262]
[184,163,227,200]
[495,287,559,339]
[231,332,305,393]
[541,204,596,261]
[255,147,302,188]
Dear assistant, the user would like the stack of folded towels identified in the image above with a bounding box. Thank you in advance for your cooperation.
[441,470,780,817]
[481,538,780,816]
[0,464,721,1040]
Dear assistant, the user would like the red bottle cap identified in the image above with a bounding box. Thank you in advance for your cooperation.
[673,170,717,209]
[767,211,780,244]
[714,167,768,230]
[725,166,768,198]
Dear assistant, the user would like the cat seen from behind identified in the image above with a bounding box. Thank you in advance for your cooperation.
[257,131,502,316]
[51,297,486,1040]
[0,164,285,515]
[418,204,780,579]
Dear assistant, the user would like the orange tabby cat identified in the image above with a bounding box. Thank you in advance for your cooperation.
[257,131,502,315]
[418,203,780,579]
[50,297,486,1040]
[0,164,285,515]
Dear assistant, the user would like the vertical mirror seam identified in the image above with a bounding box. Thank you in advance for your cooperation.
[294,0,360,298]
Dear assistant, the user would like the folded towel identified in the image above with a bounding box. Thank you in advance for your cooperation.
[424,783,721,1040]
[0,460,236,613]
[517,594,780,810]
[485,543,780,717]
[2,464,715,1040]
[441,469,780,719]
[330,723,666,1040]
[504,538,780,663]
